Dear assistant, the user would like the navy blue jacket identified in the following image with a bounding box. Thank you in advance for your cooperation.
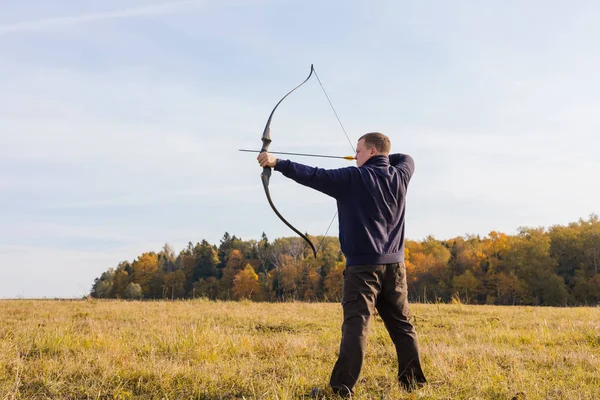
[274,153,414,266]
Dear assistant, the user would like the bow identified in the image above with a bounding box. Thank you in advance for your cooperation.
[260,65,317,257]
[259,65,355,258]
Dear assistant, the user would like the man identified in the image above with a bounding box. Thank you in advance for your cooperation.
[257,132,426,397]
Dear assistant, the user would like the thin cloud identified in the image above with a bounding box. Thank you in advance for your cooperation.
[53,185,259,209]
[0,0,203,35]
[11,223,134,243]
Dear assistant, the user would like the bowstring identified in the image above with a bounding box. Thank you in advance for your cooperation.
[312,67,356,257]
[313,69,356,155]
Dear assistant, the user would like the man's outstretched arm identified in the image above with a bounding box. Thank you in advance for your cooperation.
[258,152,352,199]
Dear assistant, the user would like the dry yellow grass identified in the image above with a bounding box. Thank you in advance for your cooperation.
[1,299,599,399]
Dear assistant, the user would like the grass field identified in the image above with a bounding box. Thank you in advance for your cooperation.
[1,299,599,399]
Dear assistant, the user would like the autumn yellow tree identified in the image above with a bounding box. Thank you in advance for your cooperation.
[405,237,452,301]
[112,265,131,299]
[132,253,159,296]
[233,264,260,300]
[219,249,245,299]
[481,231,509,272]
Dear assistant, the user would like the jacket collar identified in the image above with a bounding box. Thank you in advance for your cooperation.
[362,155,389,167]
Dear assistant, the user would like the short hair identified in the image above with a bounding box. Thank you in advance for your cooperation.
[359,132,391,155]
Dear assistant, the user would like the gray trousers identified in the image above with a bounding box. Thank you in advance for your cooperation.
[329,262,426,395]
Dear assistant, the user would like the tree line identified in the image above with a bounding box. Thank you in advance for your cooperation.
[91,214,600,306]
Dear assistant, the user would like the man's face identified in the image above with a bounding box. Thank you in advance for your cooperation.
[355,138,377,167]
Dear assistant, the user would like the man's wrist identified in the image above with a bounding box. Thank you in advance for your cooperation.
[273,158,286,172]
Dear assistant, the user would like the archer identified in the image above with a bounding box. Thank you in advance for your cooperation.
[258,132,426,396]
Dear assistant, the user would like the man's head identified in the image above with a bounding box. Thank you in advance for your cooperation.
[355,132,391,167]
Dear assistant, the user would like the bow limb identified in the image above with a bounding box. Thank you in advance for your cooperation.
[260,175,317,257]
[260,65,317,257]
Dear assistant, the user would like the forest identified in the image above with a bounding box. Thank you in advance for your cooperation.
[91,214,600,306]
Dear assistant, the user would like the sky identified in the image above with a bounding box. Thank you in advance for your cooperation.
[1,0,598,298]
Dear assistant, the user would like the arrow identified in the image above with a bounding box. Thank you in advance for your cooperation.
[239,149,355,161]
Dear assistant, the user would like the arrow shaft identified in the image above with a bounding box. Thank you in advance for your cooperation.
[240,149,354,160]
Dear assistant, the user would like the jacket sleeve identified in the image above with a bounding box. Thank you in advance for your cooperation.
[389,153,415,183]
[274,159,354,199]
